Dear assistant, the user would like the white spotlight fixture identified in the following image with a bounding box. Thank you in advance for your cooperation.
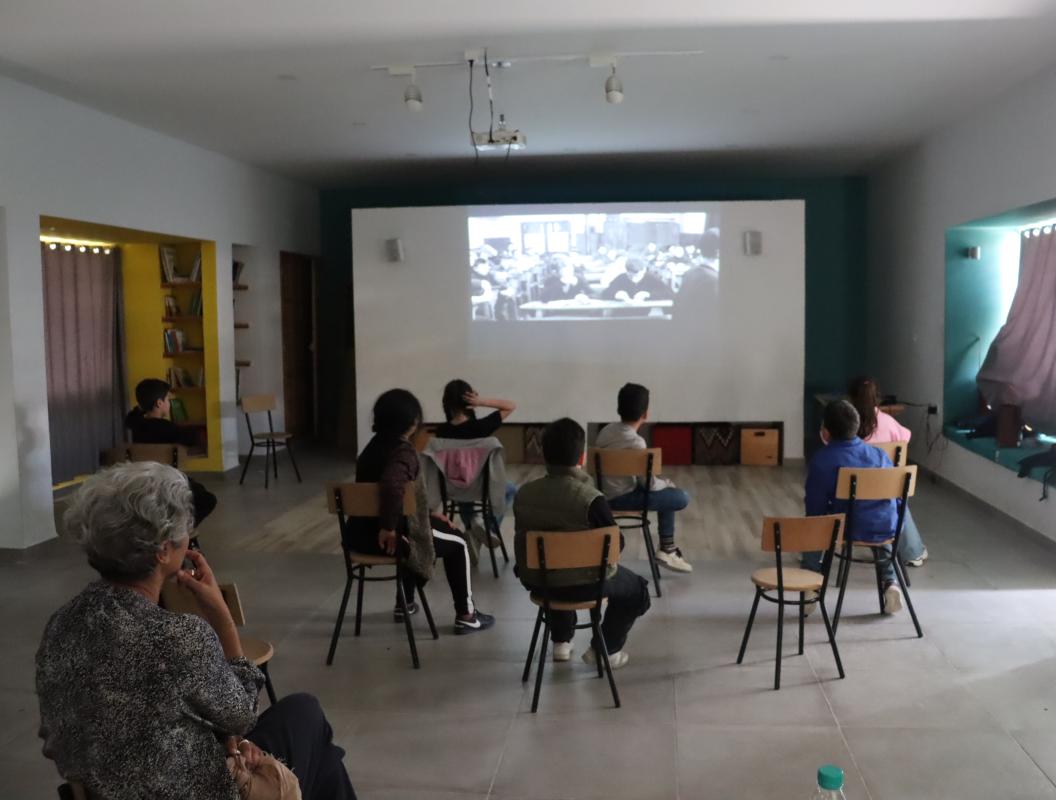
[104,248,111,255]
[404,81,423,111]
[48,243,57,250]
[92,247,100,254]
[78,245,87,253]
[605,64,624,104]
[64,244,72,251]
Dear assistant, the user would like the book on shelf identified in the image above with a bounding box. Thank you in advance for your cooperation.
[166,366,203,389]
[159,246,179,283]
[187,291,203,317]
[163,295,180,317]
[169,397,189,422]
[233,260,245,285]
[189,253,202,283]
[163,328,188,353]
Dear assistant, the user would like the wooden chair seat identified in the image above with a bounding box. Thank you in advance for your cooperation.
[252,431,293,441]
[242,636,274,667]
[750,567,825,592]
[347,552,397,567]
[529,593,604,611]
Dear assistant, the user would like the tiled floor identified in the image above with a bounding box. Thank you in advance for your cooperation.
[5,452,1056,798]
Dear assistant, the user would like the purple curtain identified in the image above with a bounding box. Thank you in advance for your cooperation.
[977,230,1056,430]
[41,244,126,483]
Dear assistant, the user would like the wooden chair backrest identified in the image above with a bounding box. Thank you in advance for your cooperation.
[325,482,416,516]
[871,440,910,466]
[586,447,662,478]
[160,581,246,626]
[100,444,188,469]
[835,465,917,500]
[240,394,276,414]
[761,514,845,553]
[524,527,621,570]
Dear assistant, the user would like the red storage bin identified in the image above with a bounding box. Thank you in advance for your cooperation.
[651,425,693,465]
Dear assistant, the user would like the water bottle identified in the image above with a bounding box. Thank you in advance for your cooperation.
[811,765,847,799]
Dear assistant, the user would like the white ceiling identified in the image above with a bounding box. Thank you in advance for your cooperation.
[3,0,1056,186]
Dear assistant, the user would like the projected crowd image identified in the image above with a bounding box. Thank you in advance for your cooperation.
[467,211,719,321]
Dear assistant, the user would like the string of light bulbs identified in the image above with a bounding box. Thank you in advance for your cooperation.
[39,236,114,255]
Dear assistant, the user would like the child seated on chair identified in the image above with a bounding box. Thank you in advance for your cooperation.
[847,375,929,568]
[124,378,217,529]
[802,399,903,615]
[353,388,495,635]
[513,417,651,669]
[594,383,692,573]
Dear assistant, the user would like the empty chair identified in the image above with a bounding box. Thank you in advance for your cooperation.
[325,482,438,669]
[737,514,846,690]
[238,394,302,488]
[521,527,622,712]
[831,465,923,638]
[587,447,663,596]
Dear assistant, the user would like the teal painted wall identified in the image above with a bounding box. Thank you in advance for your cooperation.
[318,171,868,448]
[944,227,1013,423]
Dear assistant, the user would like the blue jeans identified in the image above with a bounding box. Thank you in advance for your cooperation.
[608,486,689,544]
[458,481,517,530]
[801,507,925,583]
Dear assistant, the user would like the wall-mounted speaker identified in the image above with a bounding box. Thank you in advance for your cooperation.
[742,230,762,257]
[965,246,982,260]
[384,238,404,263]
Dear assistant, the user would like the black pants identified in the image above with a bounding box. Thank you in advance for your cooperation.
[188,475,217,528]
[547,566,651,653]
[348,521,474,617]
[247,693,356,800]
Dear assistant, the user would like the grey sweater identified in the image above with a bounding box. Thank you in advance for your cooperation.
[594,422,674,497]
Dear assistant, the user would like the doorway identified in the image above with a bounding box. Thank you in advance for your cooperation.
[280,251,318,439]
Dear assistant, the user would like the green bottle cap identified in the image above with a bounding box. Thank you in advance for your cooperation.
[818,765,844,791]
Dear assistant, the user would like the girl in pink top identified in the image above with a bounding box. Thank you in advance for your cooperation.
[848,376,928,565]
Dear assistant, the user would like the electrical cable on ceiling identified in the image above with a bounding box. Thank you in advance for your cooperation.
[467,58,479,162]
[484,49,495,142]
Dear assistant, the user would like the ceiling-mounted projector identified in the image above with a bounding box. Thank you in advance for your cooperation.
[472,129,527,151]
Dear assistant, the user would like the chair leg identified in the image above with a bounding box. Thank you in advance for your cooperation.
[418,582,439,640]
[485,518,500,579]
[261,662,278,705]
[798,592,805,656]
[874,552,887,614]
[736,588,762,664]
[899,552,912,588]
[641,519,662,598]
[894,556,924,638]
[775,590,784,690]
[590,608,604,678]
[326,575,354,666]
[286,440,302,483]
[271,440,279,480]
[832,542,852,634]
[593,621,621,709]
[531,619,550,712]
[239,443,255,485]
[489,510,510,564]
[353,566,366,637]
[523,608,544,683]
[263,441,271,489]
[396,569,420,669]
[819,599,845,679]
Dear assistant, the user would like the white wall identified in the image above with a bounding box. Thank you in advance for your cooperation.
[353,201,805,453]
[868,63,1056,541]
[0,74,319,549]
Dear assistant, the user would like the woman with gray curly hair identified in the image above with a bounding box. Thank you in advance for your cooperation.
[36,462,355,800]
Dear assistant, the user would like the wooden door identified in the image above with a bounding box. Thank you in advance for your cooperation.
[280,252,316,438]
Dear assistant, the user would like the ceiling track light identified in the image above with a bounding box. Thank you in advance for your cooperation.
[604,64,624,104]
[388,65,423,111]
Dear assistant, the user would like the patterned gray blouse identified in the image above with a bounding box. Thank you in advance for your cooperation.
[36,581,265,800]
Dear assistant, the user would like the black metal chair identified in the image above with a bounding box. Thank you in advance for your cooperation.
[521,527,622,712]
[238,394,302,488]
[325,482,438,669]
[588,447,663,597]
[737,514,846,690]
[830,466,923,638]
[433,449,510,578]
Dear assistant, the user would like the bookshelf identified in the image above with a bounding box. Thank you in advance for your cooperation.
[232,249,251,402]
[122,239,222,470]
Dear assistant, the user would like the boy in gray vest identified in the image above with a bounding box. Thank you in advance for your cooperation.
[514,418,651,668]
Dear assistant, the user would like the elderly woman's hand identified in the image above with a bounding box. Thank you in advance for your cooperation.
[176,551,234,629]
